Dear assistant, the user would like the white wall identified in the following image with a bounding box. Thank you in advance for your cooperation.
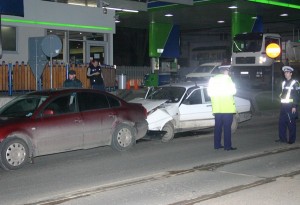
[2,27,45,63]
[2,0,115,33]
[1,0,115,64]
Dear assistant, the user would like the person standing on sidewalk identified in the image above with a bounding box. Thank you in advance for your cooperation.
[87,59,105,91]
[208,65,237,151]
[276,66,300,144]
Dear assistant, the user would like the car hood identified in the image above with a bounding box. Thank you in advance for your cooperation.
[129,98,167,112]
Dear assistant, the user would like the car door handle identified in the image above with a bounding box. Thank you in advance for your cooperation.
[109,114,116,118]
[206,105,212,107]
[74,119,82,123]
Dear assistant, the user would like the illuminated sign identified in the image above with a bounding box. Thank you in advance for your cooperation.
[2,18,112,31]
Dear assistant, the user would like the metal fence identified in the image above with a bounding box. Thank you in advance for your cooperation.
[116,66,152,87]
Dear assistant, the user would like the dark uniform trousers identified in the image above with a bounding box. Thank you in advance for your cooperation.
[214,113,233,149]
[278,104,297,143]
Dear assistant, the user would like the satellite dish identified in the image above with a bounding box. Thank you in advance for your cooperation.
[41,34,62,57]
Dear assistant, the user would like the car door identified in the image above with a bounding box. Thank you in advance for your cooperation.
[178,87,214,129]
[77,91,115,149]
[34,93,84,156]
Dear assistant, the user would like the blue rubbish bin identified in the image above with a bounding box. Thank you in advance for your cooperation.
[158,73,171,85]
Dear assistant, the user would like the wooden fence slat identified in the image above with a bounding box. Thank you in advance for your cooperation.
[0,63,152,92]
[13,64,19,91]
[0,64,4,90]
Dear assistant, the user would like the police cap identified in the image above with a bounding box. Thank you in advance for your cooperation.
[282,66,294,72]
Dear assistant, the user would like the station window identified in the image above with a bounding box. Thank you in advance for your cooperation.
[1,26,17,51]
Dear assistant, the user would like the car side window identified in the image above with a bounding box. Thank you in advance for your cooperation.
[203,88,211,103]
[44,94,77,115]
[187,90,202,105]
[77,92,109,111]
[107,95,120,108]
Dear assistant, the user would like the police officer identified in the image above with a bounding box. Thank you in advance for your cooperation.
[276,66,300,144]
[208,65,237,150]
[87,59,105,91]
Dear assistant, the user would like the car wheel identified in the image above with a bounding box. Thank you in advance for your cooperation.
[161,122,175,142]
[231,115,238,133]
[111,124,135,151]
[0,138,29,170]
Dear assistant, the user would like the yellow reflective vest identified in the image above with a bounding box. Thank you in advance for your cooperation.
[280,79,299,105]
[208,74,237,114]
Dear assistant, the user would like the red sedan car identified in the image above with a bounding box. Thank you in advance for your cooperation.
[0,89,148,170]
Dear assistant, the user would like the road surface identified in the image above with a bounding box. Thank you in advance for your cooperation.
[0,113,299,205]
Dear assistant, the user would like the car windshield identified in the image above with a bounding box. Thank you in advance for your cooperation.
[193,65,216,73]
[146,87,186,103]
[0,95,48,117]
[233,33,263,53]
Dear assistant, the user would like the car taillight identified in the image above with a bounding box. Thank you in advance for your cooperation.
[143,106,147,117]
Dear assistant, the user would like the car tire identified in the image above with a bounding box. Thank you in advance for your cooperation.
[111,124,135,151]
[161,122,175,142]
[231,115,238,133]
[0,138,29,170]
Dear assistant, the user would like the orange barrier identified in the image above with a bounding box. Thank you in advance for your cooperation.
[134,80,139,90]
[126,81,131,90]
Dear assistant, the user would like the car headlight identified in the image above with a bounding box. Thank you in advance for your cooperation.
[259,56,266,64]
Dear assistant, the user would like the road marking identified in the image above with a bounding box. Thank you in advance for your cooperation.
[169,170,300,205]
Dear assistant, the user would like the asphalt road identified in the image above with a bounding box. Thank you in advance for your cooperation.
[0,113,300,205]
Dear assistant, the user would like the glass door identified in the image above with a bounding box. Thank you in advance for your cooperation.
[86,41,108,65]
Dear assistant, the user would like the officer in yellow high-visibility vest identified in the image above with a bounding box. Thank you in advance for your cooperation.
[208,65,237,150]
[276,66,300,144]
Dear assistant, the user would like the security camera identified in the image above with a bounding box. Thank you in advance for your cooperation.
[103,7,107,14]
[102,0,109,7]
[97,0,109,8]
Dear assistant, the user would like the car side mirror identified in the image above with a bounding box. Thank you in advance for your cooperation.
[43,109,54,116]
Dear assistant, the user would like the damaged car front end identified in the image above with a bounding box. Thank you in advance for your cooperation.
[130,82,252,142]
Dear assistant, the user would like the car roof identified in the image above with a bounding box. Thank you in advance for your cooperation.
[26,88,87,96]
[26,88,119,99]
[160,81,207,89]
